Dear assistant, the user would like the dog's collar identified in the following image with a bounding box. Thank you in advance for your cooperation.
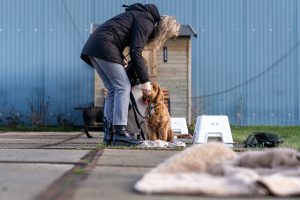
[146,101,164,117]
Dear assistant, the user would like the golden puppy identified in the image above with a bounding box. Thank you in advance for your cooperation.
[143,82,174,142]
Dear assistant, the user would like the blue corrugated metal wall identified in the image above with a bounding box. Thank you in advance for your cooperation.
[193,0,300,125]
[0,0,299,125]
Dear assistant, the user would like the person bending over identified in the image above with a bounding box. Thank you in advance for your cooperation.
[81,3,180,146]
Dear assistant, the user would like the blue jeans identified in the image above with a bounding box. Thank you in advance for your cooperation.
[89,57,131,126]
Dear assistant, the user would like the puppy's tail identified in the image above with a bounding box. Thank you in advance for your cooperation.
[167,129,174,142]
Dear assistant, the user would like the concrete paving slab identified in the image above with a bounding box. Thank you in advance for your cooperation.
[0,138,63,144]
[48,144,100,150]
[0,163,73,200]
[65,138,101,144]
[41,132,100,149]
[80,131,102,138]
[0,135,78,139]
[41,144,99,150]
[72,165,297,200]
[0,132,81,136]
[0,149,90,163]
[72,166,200,200]
[0,132,84,149]
[98,149,177,167]
[0,144,42,149]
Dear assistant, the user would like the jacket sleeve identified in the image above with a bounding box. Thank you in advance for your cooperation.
[130,17,154,84]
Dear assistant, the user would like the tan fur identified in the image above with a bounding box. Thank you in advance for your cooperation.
[152,143,237,174]
[144,82,174,142]
[234,148,300,169]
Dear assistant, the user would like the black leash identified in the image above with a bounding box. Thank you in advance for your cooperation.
[130,92,146,140]
[147,104,159,117]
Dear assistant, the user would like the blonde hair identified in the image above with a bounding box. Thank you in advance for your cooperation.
[147,15,180,50]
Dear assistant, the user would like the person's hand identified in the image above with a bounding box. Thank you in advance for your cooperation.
[142,81,151,95]
[123,59,128,69]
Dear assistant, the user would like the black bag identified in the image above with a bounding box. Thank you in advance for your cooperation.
[244,132,284,148]
[126,61,141,87]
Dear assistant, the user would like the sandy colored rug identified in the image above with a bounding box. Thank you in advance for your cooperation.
[135,143,300,197]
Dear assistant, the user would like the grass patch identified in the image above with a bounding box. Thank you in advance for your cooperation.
[72,166,86,175]
[231,125,300,150]
[95,143,183,151]
[1,124,299,150]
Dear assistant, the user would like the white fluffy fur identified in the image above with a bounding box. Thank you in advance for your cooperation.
[135,143,300,196]
[234,148,300,168]
[151,143,236,174]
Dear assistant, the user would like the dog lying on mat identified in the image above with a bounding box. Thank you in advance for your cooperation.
[127,82,174,142]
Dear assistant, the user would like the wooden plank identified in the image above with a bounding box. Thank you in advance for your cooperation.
[157,74,187,79]
[157,60,187,65]
[158,71,187,76]
[157,51,187,57]
[158,63,187,68]
[171,104,188,110]
[157,88,187,95]
[171,110,188,117]
[158,64,188,69]
[171,108,188,114]
[169,91,189,97]
[158,72,187,77]
[158,67,188,74]
[158,81,188,89]
[157,67,187,73]
[170,95,189,100]
[161,39,188,50]
[170,93,188,98]
[158,60,187,65]
[171,97,188,103]
[170,105,188,110]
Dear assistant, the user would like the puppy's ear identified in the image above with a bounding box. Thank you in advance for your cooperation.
[153,82,164,103]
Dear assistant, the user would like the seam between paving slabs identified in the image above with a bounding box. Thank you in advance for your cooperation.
[0,160,87,165]
[35,132,84,149]
[34,149,104,200]
[97,163,155,168]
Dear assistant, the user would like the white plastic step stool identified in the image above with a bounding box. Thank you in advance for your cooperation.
[193,115,234,147]
[171,118,189,134]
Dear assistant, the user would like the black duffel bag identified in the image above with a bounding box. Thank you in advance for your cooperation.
[244,132,284,148]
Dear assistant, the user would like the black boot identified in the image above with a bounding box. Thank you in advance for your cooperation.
[112,125,143,146]
[103,118,114,145]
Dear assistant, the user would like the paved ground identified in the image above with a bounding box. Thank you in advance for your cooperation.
[0,131,297,200]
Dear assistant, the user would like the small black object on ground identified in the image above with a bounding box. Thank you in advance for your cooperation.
[244,132,284,148]
[74,105,104,138]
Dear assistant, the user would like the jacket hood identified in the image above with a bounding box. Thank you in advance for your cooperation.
[124,3,161,23]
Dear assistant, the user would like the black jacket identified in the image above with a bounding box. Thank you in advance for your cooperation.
[81,3,160,83]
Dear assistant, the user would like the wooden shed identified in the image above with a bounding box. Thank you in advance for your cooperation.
[93,25,197,125]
